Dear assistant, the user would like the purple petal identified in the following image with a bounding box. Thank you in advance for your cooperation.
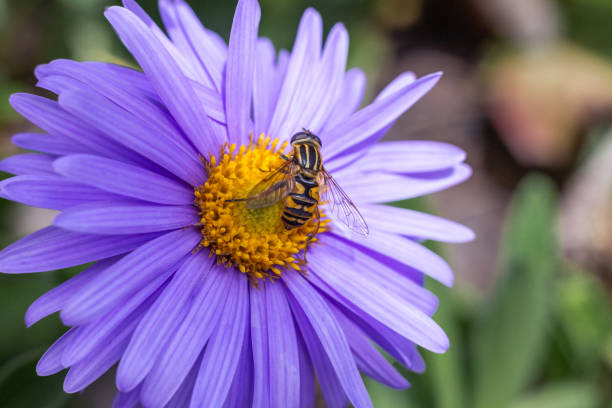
[0,153,55,175]
[297,334,315,408]
[0,175,124,210]
[290,295,349,408]
[331,305,409,389]
[338,164,472,204]
[116,252,213,392]
[253,38,279,137]
[57,89,204,186]
[11,132,83,156]
[120,0,201,83]
[54,154,193,206]
[190,273,249,408]
[37,59,157,101]
[322,68,366,132]
[323,72,442,159]
[121,0,156,26]
[338,229,454,286]
[61,274,167,366]
[36,329,76,376]
[9,93,148,167]
[267,8,322,139]
[225,0,260,145]
[158,0,213,87]
[63,306,143,394]
[326,293,426,373]
[375,71,417,101]
[266,283,300,408]
[307,249,449,352]
[112,385,141,408]
[189,79,226,124]
[140,266,234,408]
[249,286,270,408]
[222,329,253,408]
[174,0,227,91]
[60,228,199,325]
[318,234,438,314]
[36,74,83,95]
[164,355,201,408]
[0,226,159,273]
[283,272,372,408]
[300,23,349,132]
[105,6,225,156]
[25,257,119,327]
[54,202,198,235]
[40,59,197,149]
[360,204,474,243]
[352,140,466,174]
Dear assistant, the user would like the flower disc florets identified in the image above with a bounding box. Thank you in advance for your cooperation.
[195,135,326,282]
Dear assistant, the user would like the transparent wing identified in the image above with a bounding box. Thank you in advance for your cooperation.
[243,160,297,209]
[320,168,369,236]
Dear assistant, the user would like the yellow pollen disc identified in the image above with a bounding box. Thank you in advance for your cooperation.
[194,135,328,283]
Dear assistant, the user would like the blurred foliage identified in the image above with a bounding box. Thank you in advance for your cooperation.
[560,0,612,59]
[376,175,612,408]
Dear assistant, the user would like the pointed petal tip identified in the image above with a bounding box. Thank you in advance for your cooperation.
[34,63,50,80]
[36,361,58,377]
[115,372,140,394]
[8,92,28,109]
[24,306,42,328]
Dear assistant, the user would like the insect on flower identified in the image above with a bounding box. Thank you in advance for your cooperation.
[0,0,475,405]
[227,129,369,240]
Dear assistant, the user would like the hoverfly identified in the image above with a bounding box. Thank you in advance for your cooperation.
[228,129,369,237]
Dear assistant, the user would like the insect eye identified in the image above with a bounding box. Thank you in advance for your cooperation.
[291,132,306,143]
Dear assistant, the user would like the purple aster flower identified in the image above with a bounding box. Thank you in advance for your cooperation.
[0,0,473,407]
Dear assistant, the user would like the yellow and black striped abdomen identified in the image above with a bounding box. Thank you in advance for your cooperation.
[281,174,319,229]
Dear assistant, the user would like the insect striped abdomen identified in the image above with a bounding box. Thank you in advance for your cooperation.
[282,172,319,230]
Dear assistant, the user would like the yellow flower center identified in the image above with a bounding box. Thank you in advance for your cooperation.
[194,135,327,283]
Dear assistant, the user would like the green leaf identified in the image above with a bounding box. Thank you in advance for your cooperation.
[508,381,598,408]
[555,271,612,373]
[0,349,69,408]
[426,281,468,408]
[364,376,422,408]
[471,174,558,408]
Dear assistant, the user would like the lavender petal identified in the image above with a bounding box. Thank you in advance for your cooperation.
[54,154,194,206]
[60,229,199,325]
[0,153,56,176]
[0,175,124,211]
[360,204,475,243]
[283,272,372,408]
[105,6,225,157]
[140,266,233,408]
[249,285,270,408]
[225,0,260,145]
[189,273,249,408]
[116,252,213,392]
[11,132,83,156]
[0,226,159,274]
[25,257,119,327]
[323,72,442,159]
[54,202,199,235]
[266,283,300,408]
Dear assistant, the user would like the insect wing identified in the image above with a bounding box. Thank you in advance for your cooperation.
[320,168,369,236]
[244,160,297,209]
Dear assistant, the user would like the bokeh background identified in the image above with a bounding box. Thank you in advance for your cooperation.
[1,0,611,407]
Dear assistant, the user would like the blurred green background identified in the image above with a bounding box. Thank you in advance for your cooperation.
[1,0,612,407]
